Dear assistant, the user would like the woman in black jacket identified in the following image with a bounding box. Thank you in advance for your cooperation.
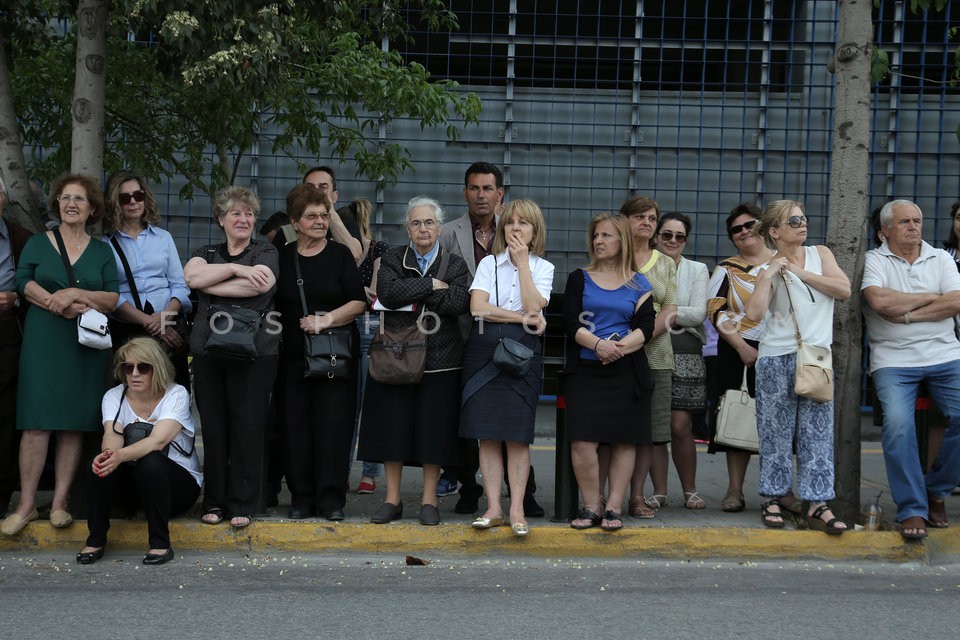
[358,197,469,526]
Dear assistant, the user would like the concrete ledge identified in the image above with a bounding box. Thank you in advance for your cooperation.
[2,520,957,563]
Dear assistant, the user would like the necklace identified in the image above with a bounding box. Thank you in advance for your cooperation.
[475,227,491,242]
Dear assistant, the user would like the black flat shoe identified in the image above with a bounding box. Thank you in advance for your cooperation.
[321,508,345,522]
[288,507,314,520]
[76,548,104,565]
[419,504,441,526]
[142,548,175,565]
[370,502,403,524]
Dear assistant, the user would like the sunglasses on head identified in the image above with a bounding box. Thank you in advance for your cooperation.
[729,219,758,235]
[659,231,687,243]
[118,190,146,206]
[121,362,153,376]
[781,215,807,229]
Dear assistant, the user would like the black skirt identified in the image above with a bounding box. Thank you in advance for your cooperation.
[459,322,542,444]
[357,369,463,467]
[565,357,652,445]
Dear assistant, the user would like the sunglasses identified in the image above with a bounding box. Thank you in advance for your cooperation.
[659,231,687,243]
[780,215,807,229]
[729,219,758,235]
[121,362,153,376]
[118,190,146,205]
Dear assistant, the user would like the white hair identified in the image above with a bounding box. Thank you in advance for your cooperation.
[405,196,444,223]
[879,199,921,227]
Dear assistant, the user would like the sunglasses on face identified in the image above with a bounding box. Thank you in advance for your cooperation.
[659,231,687,243]
[121,362,153,376]
[118,190,146,206]
[729,219,758,235]
[780,215,807,229]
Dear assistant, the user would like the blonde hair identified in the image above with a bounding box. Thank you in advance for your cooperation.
[113,337,175,396]
[492,198,547,256]
[213,185,260,222]
[586,212,638,282]
[103,172,161,234]
[757,199,804,248]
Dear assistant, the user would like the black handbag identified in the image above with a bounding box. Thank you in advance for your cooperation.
[493,331,534,376]
[294,248,353,380]
[203,303,262,360]
[490,266,534,377]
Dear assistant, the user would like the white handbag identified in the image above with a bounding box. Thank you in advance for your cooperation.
[77,308,112,350]
[714,369,759,452]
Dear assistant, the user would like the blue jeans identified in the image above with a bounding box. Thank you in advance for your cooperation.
[872,360,960,522]
[351,315,381,479]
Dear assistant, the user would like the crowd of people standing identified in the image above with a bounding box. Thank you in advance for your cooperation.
[1,163,958,566]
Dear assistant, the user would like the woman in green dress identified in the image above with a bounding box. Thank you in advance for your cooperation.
[1,174,119,537]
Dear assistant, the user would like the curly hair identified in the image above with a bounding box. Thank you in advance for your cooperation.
[49,173,105,222]
[102,171,161,233]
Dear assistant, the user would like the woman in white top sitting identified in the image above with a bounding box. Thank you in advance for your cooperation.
[76,337,202,566]
[745,200,851,533]
[459,199,554,537]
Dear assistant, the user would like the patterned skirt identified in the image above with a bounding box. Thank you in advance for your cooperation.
[671,330,706,412]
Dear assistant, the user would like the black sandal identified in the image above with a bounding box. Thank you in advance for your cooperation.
[201,508,224,525]
[761,499,785,529]
[807,503,847,535]
[570,508,602,529]
[601,510,623,531]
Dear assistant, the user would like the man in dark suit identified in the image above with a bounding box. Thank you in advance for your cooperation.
[0,177,32,516]
[439,162,544,518]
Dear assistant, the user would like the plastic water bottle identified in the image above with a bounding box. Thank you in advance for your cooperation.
[862,492,884,531]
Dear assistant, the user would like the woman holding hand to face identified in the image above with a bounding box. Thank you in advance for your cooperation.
[460,199,554,537]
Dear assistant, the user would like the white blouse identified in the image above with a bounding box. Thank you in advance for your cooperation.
[469,252,555,312]
[101,384,203,487]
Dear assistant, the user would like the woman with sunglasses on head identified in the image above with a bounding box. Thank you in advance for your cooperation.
[102,171,191,386]
[705,203,772,514]
[2,174,119,537]
[76,337,201,565]
[653,212,709,509]
[744,201,851,533]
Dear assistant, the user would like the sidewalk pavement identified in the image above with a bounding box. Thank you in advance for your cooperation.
[2,405,958,563]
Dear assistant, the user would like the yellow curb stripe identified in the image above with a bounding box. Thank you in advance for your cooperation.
[1,520,951,563]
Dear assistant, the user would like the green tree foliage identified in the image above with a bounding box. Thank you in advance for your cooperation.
[7,1,481,199]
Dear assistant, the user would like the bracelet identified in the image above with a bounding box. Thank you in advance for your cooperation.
[594,337,603,352]
[904,311,911,325]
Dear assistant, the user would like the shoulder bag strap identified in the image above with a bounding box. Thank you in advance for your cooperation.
[52,227,78,286]
[293,245,309,317]
[109,235,144,312]
[111,386,128,436]
[780,272,803,349]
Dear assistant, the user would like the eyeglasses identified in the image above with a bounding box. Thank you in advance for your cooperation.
[300,213,328,223]
[56,194,88,205]
[408,219,437,229]
[779,215,807,229]
[659,231,687,243]
[118,190,146,205]
[121,362,154,376]
[729,219,758,235]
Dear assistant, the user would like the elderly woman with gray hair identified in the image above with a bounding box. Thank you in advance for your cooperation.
[357,197,470,526]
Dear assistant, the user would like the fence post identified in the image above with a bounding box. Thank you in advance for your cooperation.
[551,371,579,521]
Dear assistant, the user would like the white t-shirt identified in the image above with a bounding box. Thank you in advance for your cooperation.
[469,252,555,313]
[101,384,203,487]
[862,241,960,372]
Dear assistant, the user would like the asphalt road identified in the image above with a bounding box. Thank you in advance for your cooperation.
[1,552,957,639]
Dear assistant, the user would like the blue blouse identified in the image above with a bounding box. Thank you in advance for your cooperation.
[579,270,652,360]
[104,225,191,314]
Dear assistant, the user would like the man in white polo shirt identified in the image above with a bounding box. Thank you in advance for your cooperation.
[862,199,960,540]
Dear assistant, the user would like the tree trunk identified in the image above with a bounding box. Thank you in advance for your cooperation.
[70,0,109,179]
[828,0,873,522]
[0,34,43,232]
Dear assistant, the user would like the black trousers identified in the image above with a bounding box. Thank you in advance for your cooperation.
[193,354,278,516]
[276,356,356,512]
[0,316,21,509]
[85,452,200,549]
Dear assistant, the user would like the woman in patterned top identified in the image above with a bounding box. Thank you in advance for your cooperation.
[705,203,772,513]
